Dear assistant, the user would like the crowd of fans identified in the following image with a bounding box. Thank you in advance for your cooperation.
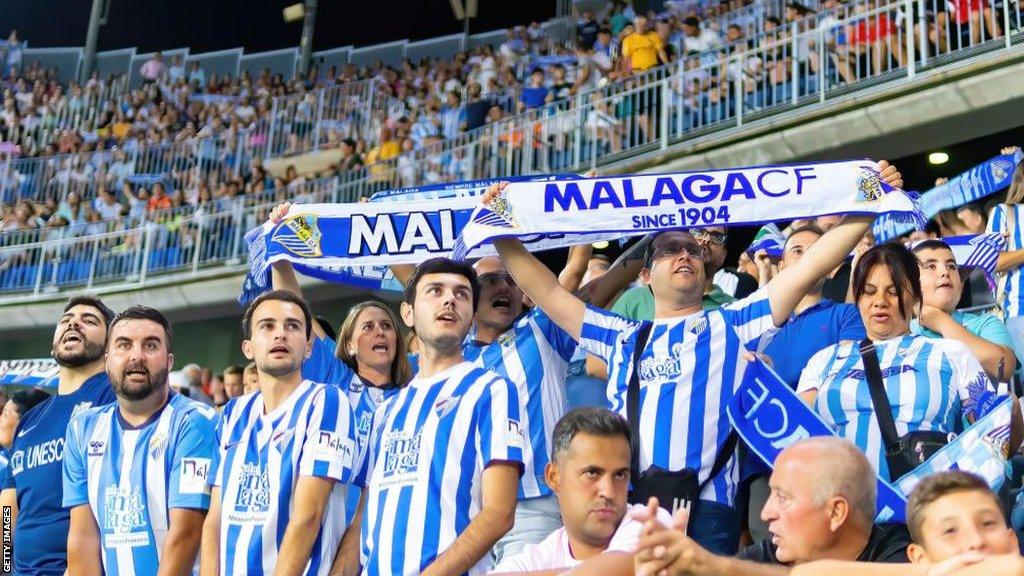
[3,153,1024,576]
[1,0,1020,253]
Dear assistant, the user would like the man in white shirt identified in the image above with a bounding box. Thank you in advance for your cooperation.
[492,407,671,574]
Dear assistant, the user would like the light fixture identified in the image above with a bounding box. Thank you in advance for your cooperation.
[928,152,949,165]
[283,3,305,23]
[592,241,609,249]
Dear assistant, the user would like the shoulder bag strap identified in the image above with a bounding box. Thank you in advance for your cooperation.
[859,338,905,477]
[628,322,654,482]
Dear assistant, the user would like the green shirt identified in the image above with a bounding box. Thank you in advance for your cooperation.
[610,285,736,321]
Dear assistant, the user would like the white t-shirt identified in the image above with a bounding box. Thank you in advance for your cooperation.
[492,504,673,573]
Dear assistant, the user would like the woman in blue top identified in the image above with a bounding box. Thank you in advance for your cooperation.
[267,203,412,445]
[797,244,1012,481]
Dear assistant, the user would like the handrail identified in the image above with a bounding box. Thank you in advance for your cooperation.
[0,176,347,297]
[0,0,1020,302]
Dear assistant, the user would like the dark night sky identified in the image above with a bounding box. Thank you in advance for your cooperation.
[1,0,558,54]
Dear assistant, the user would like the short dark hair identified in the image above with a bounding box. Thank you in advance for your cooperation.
[784,223,825,250]
[402,258,480,311]
[851,243,922,319]
[242,290,314,340]
[109,305,174,351]
[910,239,953,256]
[551,407,631,464]
[906,471,1003,543]
[64,295,115,328]
[222,364,244,378]
[9,388,51,417]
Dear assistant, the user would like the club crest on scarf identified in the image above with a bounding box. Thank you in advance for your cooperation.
[471,189,518,229]
[855,168,885,203]
[272,214,323,258]
[991,158,1015,181]
[983,422,1012,460]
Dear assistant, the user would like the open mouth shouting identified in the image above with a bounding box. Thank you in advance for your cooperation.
[490,295,512,313]
[60,329,84,346]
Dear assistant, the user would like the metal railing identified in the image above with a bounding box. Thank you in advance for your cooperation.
[0,176,347,296]
[322,0,1024,199]
[0,0,1021,301]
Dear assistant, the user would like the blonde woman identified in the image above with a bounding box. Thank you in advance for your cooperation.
[268,203,411,445]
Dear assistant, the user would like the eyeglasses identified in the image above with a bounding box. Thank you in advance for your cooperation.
[651,239,707,262]
[478,272,516,287]
[692,229,728,245]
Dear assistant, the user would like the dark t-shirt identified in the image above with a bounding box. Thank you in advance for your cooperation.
[737,524,911,564]
[822,260,853,303]
[465,99,492,131]
[578,20,600,47]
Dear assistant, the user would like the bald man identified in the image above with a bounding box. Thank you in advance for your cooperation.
[740,437,910,565]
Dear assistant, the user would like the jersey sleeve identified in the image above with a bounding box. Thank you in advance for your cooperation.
[796,346,835,395]
[475,374,525,471]
[167,407,218,511]
[987,203,1005,235]
[302,334,357,387]
[720,287,778,345]
[950,343,998,420]
[532,309,579,362]
[298,386,358,483]
[61,413,89,508]
[579,304,642,364]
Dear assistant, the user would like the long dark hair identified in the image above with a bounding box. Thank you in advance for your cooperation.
[851,244,922,319]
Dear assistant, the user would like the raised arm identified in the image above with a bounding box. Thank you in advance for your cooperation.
[918,306,1018,380]
[495,236,587,341]
[156,509,207,576]
[421,463,519,576]
[766,161,902,325]
[486,184,588,340]
[273,476,335,576]
[764,215,871,324]
[559,244,594,293]
[199,487,222,576]
[268,201,327,340]
[579,236,649,310]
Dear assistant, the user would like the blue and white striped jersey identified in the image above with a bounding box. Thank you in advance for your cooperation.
[464,309,577,500]
[797,335,993,480]
[989,204,1024,317]
[62,392,217,576]
[357,362,524,576]
[579,288,777,507]
[213,381,358,576]
[303,335,401,449]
